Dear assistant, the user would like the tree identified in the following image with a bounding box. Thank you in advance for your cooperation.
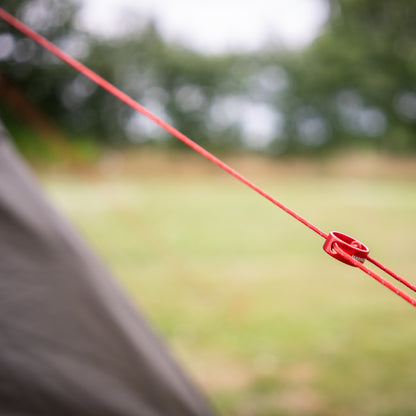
[0,0,90,153]
[0,2,245,151]
[271,0,416,154]
[2,0,416,157]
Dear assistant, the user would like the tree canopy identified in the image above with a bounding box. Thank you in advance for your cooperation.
[1,0,415,156]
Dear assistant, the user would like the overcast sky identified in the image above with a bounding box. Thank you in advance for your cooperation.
[78,0,330,54]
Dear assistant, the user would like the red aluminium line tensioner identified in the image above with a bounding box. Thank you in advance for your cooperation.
[323,231,370,266]
[324,231,416,307]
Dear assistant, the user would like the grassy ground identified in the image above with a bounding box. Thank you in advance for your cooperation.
[42,151,416,416]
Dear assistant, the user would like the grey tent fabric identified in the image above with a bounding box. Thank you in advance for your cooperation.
[0,121,215,416]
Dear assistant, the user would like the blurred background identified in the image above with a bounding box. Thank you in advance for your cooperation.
[1,1,416,415]
[2,0,416,158]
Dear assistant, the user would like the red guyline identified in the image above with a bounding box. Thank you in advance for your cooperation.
[334,247,416,307]
[0,7,327,240]
[1,7,414,308]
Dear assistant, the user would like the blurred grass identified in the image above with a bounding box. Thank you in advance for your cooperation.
[42,152,416,416]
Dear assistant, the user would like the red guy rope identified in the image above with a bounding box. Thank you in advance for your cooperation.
[1,7,414,308]
[334,248,416,307]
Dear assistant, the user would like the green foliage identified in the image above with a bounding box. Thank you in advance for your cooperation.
[274,0,416,153]
[1,0,416,155]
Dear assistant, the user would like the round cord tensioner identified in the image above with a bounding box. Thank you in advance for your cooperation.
[323,231,370,266]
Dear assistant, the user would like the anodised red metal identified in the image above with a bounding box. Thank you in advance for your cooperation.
[323,231,370,266]
[324,232,416,306]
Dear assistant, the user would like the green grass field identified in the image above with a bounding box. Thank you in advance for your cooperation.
[42,152,416,416]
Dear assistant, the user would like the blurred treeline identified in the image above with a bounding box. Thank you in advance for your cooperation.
[1,0,416,159]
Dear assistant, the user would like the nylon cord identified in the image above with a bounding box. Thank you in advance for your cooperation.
[0,7,327,240]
